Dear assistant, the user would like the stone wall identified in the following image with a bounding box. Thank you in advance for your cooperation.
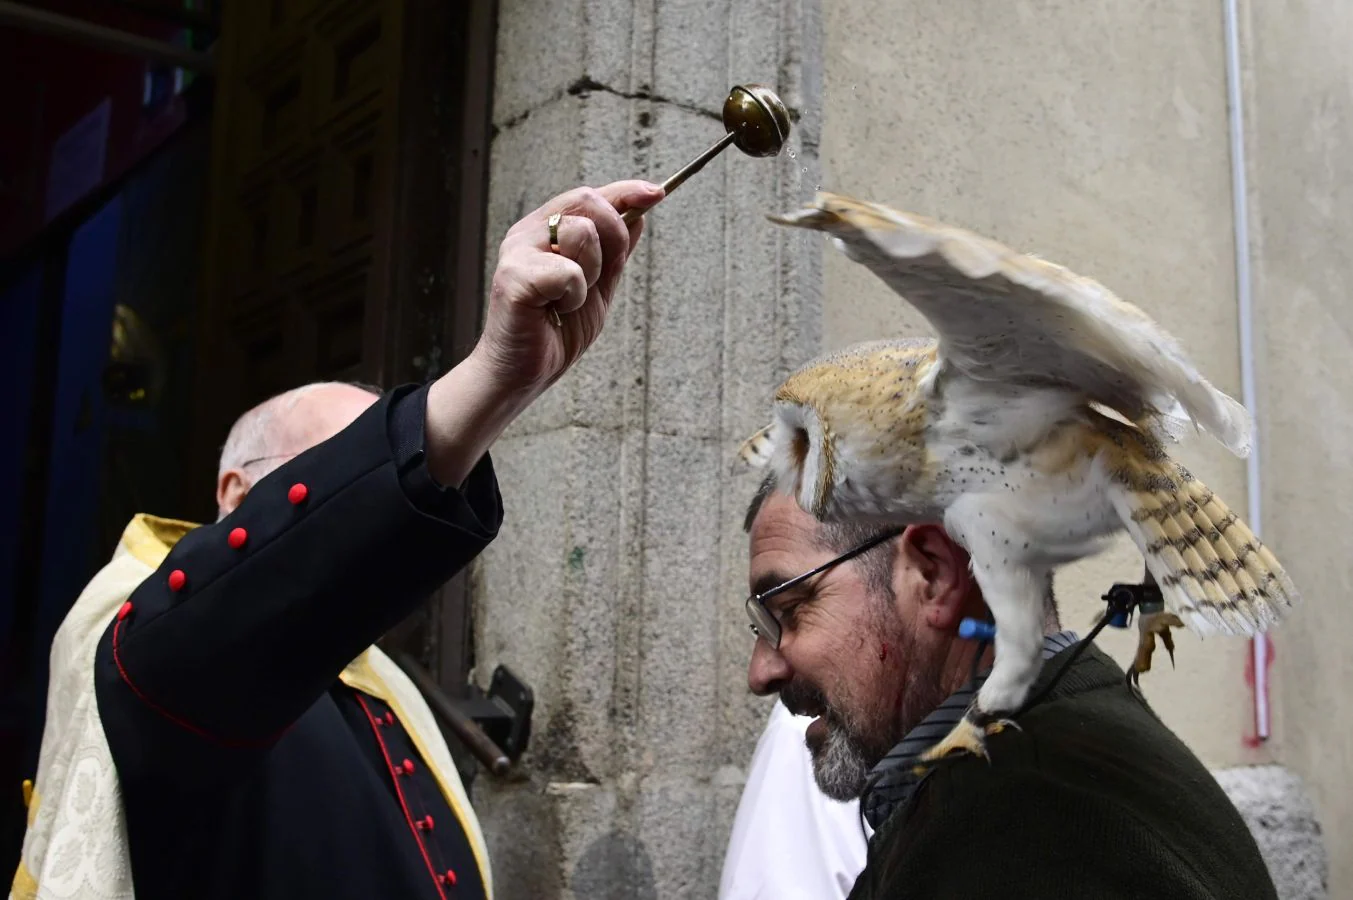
[1241,0,1353,894]
[816,0,1336,896]
[1216,766,1328,900]
[473,1,823,896]
[473,0,1345,896]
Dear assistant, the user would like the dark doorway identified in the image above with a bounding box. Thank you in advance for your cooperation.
[0,0,496,878]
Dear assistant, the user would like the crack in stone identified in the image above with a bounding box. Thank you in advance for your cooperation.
[493,76,805,135]
[565,76,721,122]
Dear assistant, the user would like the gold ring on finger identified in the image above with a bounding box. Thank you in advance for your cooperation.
[547,212,562,254]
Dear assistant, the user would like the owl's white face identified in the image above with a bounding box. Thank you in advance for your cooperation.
[766,400,836,518]
[762,337,942,527]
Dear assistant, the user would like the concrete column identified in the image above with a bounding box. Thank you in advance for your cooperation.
[1239,0,1353,894]
[1215,767,1328,900]
[474,2,823,896]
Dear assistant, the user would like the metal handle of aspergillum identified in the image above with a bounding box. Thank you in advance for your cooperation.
[619,84,792,226]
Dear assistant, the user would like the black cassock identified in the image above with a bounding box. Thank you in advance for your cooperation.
[94,384,500,900]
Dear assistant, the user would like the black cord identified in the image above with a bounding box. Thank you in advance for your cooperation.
[858,771,881,845]
[855,581,1150,843]
[969,638,990,685]
[1019,577,1157,713]
[857,631,995,844]
[968,608,996,684]
[1018,613,1116,713]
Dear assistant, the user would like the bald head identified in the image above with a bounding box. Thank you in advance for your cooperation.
[216,382,379,518]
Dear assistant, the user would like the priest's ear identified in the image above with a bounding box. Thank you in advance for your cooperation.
[216,468,252,519]
[896,524,980,632]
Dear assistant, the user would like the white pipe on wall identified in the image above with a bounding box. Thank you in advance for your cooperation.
[1222,0,1269,741]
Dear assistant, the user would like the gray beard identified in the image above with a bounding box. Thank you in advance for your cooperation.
[808,715,876,801]
[798,666,953,802]
[780,598,955,802]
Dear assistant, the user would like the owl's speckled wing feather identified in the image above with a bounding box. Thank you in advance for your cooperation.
[769,193,1252,458]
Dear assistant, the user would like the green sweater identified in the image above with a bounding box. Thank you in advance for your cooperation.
[848,645,1278,899]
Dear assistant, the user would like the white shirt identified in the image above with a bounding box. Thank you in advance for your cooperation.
[719,700,871,900]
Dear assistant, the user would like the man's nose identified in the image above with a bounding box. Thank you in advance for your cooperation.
[747,638,792,696]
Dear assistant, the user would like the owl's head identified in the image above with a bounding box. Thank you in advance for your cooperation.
[735,339,939,521]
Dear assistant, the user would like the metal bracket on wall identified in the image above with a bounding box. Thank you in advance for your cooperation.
[463,665,534,764]
[389,652,533,778]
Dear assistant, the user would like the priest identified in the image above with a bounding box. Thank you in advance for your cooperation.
[12,180,663,900]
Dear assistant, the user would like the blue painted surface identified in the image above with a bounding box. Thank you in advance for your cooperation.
[0,265,43,654]
[33,197,122,656]
[12,199,124,810]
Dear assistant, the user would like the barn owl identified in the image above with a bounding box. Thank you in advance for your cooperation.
[738,192,1299,763]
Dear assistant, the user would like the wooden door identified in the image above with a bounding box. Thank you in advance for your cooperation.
[191,0,496,695]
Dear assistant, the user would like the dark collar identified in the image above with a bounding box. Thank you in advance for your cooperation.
[860,631,1081,830]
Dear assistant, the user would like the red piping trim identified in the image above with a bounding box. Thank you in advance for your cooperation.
[356,694,447,900]
[111,619,288,749]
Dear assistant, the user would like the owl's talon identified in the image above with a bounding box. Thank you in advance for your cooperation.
[1131,611,1184,685]
[984,717,1021,736]
[917,717,989,765]
[1161,628,1177,669]
[916,707,1021,765]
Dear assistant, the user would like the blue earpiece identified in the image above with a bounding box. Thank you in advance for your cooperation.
[958,618,996,642]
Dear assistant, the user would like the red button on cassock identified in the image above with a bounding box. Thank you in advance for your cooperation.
[417,815,434,831]
[400,759,415,776]
[228,527,248,549]
[167,570,186,592]
[117,601,133,621]
[288,483,308,505]
[440,870,457,886]
[384,712,395,726]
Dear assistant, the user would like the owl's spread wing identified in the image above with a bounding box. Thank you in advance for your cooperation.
[769,192,1252,457]
[733,424,773,473]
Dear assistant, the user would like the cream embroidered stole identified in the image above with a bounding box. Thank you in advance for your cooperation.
[10,515,492,899]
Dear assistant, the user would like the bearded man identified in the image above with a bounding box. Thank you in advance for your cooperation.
[741,477,1278,899]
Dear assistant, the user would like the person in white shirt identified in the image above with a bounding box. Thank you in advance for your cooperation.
[719,699,871,899]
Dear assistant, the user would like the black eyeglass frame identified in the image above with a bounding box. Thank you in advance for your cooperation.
[745,527,904,650]
[236,452,297,469]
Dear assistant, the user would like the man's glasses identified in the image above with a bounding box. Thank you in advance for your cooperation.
[745,528,903,650]
[237,452,297,469]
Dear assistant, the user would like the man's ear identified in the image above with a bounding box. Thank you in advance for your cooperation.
[216,469,251,518]
[897,524,977,631]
